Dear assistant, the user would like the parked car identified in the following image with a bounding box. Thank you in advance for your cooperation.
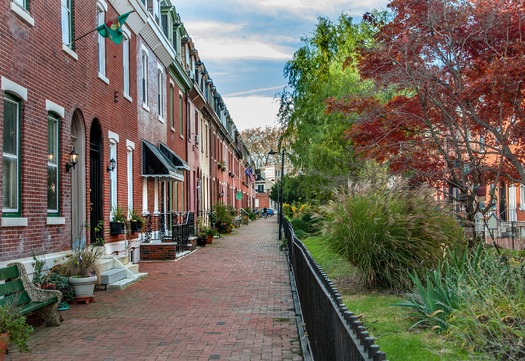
[267,208,275,216]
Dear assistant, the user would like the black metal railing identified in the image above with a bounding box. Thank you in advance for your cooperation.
[141,212,196,251]
[284,219,387,361]
[170,212,195,252]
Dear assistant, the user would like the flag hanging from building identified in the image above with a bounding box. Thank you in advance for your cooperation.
[97,11,132,45]
[244,166,255,183]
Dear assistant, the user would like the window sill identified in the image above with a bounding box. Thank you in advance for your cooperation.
[98,73,109,84]
[10,2,34,26]
[62,44,78,60]
[142,103,150,112]
[123,93,133,103]
[47,217,65,225]
[1,217,28,227]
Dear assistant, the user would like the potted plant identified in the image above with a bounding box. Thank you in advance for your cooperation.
[196,230,207,246]
[110,206,126,235]
[57,246,104,301]
[129,209,145,233]
[212,202,234,233]
[205,227,217,244]
[0,303,33,358]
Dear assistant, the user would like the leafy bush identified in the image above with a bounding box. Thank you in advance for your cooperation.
[211,202,234,225]
[319,180,462,290]
[401,244,525,360]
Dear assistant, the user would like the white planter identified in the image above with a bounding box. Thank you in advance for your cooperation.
[68,275,97,298]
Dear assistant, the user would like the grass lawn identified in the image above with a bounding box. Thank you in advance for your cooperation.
[302,236,470,361]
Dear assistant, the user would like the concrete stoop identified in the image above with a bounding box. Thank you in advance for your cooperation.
[97,256,148,290]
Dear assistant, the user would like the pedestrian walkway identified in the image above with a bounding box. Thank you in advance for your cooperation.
[8,217,302,361]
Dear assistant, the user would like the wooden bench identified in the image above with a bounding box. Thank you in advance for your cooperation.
[0,262,62,326]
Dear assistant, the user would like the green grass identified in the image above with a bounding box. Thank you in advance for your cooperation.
[302,236,470,361]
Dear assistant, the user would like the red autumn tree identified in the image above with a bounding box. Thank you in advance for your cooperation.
[328,0,525,226]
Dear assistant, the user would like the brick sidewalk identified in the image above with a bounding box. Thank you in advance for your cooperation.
[8,218,302,361]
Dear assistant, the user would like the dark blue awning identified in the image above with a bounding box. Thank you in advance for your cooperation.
[159,142,190,171]
[142,140,184,181]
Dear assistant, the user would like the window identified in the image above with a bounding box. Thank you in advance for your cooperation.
[47,114,60,214]
[61,0,73,47]
[109,141,117,212]
[127,142,134,214]
[141,49,149,108]
[152,0,160,24]
[257,185,265,193]
[169,84,174,129]
[3,94,21,214]
[179,94,183,135]
[13,0,28,9]
[509,186,517,221]
[157,67,164,121]
[122,33,130,97]
[10,0,34,26]
[97,7,106,78]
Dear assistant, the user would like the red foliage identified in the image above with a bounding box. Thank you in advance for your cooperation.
[330,0,525,187]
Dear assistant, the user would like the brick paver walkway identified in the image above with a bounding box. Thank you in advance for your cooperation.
[8,217,302,361]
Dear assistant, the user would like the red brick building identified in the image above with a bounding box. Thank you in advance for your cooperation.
[0,0,255,268]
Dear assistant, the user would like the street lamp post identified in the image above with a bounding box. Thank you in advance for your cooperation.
[268,149,285,240]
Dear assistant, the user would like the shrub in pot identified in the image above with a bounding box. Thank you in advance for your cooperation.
[0,302,33,356]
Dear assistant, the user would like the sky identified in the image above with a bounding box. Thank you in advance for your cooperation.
[175,0,389,132]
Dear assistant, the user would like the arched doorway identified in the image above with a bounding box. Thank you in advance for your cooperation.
[71,111,86,249]
[89,120,104,245]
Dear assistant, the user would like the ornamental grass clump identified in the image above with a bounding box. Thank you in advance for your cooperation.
[320,180,462,291]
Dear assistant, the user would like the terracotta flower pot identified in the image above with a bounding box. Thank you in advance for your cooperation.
[0,332,9,361]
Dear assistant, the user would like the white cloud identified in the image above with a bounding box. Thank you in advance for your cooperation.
[224,95,281,131]
[185,21,295,62]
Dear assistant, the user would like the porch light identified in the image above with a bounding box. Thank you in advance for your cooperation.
[107,158,116,172]
[65,147,79,172]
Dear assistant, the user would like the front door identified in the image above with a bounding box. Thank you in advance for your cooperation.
[89,121,103,244]
[71,112,86,249]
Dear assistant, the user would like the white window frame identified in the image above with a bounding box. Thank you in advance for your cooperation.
[152,0,161,25]
[3,95,21,214]
[47,113,60,214]
[1,77,27,217]
[108,131,119,218]
[141,46,149,110]
[126,140,135,215]
[97,5,108,83]
[509,185,517,221]
[10,0,34,26]
[122,27,131,101]
[157,65,165,122]
[61,0,73,47]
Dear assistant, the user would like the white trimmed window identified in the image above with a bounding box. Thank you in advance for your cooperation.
[47,113,60,214]
[141,48,149,108]
[2,94,21,214]
[509,185,517,221]
[61,0,73,47]
[109,140,117,214]
[122,32,130,97]
[157,66,164,121]
[97,6,106,79]
[126,141,134,214]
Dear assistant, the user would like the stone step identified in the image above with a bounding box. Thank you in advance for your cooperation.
[97,258,115,273]
[126,263,139,274]
[100,268,127,285]
[107,273,148,290]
